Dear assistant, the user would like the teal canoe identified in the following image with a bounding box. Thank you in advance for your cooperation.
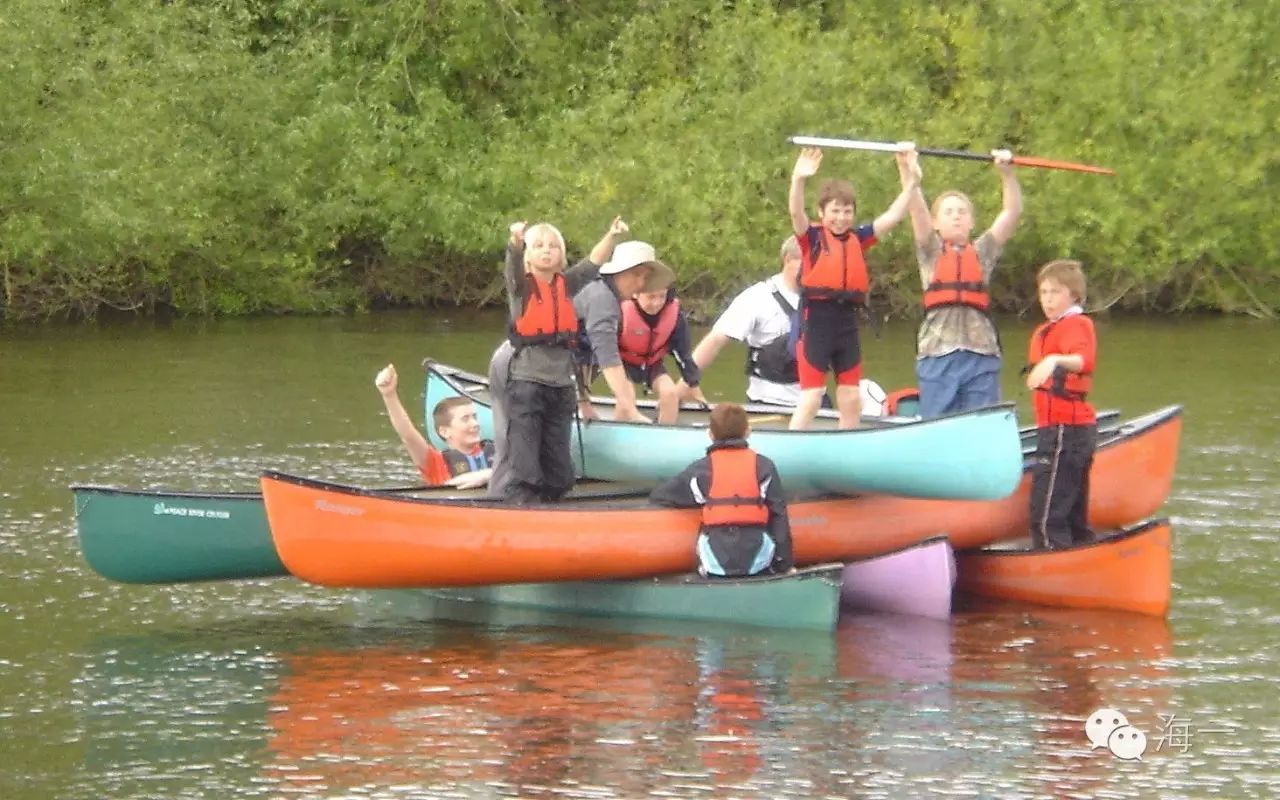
[393,563,845,631]
[72,486,287,583]
[425,361,1023,500]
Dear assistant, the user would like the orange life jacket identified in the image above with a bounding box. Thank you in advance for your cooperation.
[923,241,990,311]
[799,227,869,303]
[508,272,578,349]
[618,296,680,368]
[701,446,769,528]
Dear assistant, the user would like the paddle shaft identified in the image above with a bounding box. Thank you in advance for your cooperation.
[787,135,1115,176]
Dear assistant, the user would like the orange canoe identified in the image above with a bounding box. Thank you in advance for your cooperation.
[954,519,1173,617]
[260,407,1179,589]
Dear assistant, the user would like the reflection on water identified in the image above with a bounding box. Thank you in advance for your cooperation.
[68,602,1191,798]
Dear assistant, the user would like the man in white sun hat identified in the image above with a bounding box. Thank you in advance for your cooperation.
[572,239,676,423]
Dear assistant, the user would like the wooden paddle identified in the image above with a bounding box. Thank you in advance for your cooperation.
[787,135,1115,176]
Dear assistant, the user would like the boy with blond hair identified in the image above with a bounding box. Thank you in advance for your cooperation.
[903,145,1022,417]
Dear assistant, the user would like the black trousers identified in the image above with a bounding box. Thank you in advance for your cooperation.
[502,379,577,504]
[1029,423,1097,549]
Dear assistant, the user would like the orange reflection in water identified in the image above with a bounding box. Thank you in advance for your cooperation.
[264,634,711,793]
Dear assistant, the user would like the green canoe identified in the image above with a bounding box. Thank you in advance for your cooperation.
[72,486,287,583]
[391,564,845,631]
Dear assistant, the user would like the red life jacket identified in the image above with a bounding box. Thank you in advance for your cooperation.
[923,241,990,311]
[701,446,769,529]
[799,227,869,304]
[1028,314,1096,425]
[508,272,578,349]
[618,296,680,368]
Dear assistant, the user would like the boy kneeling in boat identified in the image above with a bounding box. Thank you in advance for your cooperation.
[375,364,494,489]
[650,403,794,577]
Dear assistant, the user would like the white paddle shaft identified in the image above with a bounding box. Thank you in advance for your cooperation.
[787,136,901,153]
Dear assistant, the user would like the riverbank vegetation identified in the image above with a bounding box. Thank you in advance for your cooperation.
[2,0,1275,321]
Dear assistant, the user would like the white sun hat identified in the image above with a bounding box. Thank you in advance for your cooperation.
[599,240,675,293]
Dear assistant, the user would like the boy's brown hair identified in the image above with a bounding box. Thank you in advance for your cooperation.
[1037,259,1088,304]
[709,403,750,441]
[432,397,474,435]
[817,179,857,214]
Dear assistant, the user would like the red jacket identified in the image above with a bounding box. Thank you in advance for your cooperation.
[1028,312,1096,426]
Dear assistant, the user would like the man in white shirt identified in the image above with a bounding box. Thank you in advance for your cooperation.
[682,236,886,414]
[684,236,804,406]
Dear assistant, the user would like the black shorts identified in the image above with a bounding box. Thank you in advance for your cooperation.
[797,299,862,389]
[623,360,669,389]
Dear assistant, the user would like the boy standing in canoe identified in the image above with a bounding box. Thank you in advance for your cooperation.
[375,364,495,489]
[499,218,628,505]
[903,145,1022,417]
[650,403,793,577]
[787,145,919,430]
[1025,260,1098,549]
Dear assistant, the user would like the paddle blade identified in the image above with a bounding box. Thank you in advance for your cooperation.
[1011,155,1116,176]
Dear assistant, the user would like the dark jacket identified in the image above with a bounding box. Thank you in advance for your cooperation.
[649,439,794,572]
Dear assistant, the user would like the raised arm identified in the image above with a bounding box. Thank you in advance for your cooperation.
[789,148,822,236]
[503,221,528,319]
[987,150,1022,245]
[374,364,433,471]
[898,144,933,245]
[872,148,922,239]
[587,216,629,265]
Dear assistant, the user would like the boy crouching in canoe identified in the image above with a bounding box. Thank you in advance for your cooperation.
[1024,260,1098,549]
[650,403,794,577]
[619,286,708,424]
[375,364,495,489]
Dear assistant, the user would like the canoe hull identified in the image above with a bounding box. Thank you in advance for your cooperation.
[72,486,286,583]
[409,564,843,631]
[954,519,1173,617]
[840,537,955,620]
[425,362,1024,500]
[793,404,1181,565]
[262,406,1180,589]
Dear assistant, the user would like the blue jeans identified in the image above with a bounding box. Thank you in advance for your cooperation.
[916,351,1002,418]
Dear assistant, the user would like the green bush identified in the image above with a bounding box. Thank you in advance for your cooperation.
[1,0,1275,321]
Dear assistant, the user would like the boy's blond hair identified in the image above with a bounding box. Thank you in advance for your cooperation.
[709,403,750,442]
[522,222,567,271]
[1037,259,1088,304]
[817,179,856,213]
[930,190,975,220]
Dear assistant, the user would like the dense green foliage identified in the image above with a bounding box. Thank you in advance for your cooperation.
[2,0,1276,321]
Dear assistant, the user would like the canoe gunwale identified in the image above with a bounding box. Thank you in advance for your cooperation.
[425,358,1020,434]
[959,517,1167,557]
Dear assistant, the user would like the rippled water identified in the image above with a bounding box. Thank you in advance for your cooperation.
[2,311,1277,798]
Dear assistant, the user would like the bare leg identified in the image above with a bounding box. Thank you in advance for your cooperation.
[652,373,679,425]
[788,387,826,430]
[835,384,863,430]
